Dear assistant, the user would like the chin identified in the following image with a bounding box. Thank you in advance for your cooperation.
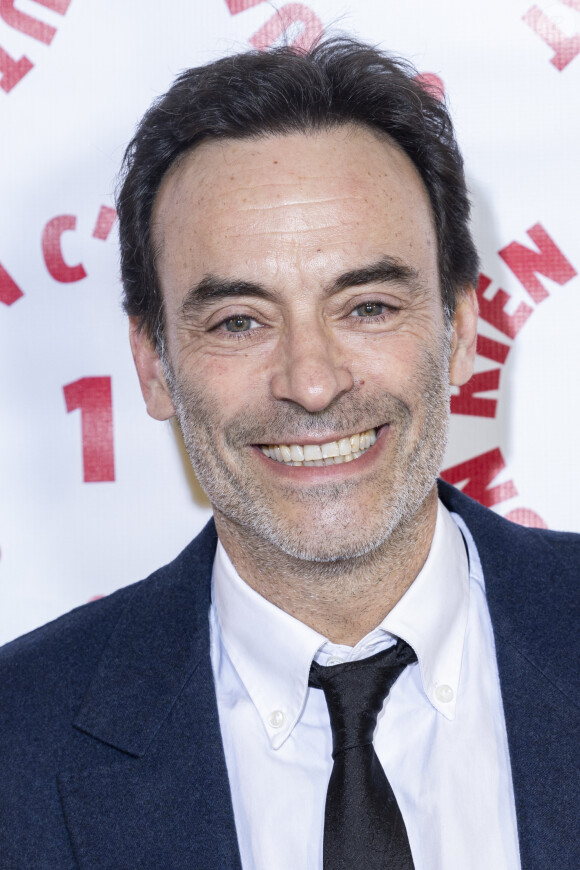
[249,506,405,565]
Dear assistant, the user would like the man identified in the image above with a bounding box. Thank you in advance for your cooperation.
[0,38,577,870]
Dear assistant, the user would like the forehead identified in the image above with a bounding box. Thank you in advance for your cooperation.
[152,125,438,297]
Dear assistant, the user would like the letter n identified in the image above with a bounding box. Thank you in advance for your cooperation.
[441,448,518,508]
[451,369,501,418]
[499,223,577,303]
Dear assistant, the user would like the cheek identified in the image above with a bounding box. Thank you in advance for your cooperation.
[192,351,269,418]
[354,336,428,393]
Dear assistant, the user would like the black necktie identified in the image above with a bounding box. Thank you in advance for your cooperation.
[309,640,417,870]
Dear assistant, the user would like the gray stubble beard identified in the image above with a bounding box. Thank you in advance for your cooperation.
[163,334,451,568]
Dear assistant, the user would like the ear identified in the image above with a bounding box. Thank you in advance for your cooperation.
[449,286,479,387]
[129,317,176,420]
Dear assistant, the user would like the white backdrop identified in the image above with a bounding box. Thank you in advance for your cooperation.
[1,0,579,645]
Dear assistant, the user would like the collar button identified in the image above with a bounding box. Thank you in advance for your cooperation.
[435,684,454,704]
[268,709,285,729]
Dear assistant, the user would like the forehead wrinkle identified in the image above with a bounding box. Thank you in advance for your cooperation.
[212,175,371,196]
[226,197,363,214]
[201,164,377,207]
[213,190,369,223]
[224,226,346,243]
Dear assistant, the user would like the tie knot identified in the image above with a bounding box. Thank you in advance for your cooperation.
[309,641,417,757]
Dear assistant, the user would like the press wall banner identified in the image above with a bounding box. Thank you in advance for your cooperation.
[1,0,578,643]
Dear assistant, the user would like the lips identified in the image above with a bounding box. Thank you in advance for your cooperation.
[260,428,377,466]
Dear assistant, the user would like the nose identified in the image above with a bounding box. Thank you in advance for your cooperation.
[270,321,354,413]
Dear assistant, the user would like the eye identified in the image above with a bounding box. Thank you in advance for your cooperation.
[353,302,387,317]
[221,315,259,333]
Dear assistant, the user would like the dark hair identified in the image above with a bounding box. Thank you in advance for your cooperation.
[117,37,479,350]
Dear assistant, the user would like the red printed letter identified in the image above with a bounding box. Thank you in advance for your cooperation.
[523,5,580,70]
[92,205,117,241]
[224,0,264,12]
[0,44,33,93]
[64,377,115,483]
[414,72,445,100]
[441,448,518,508]
[476,334,510,364]
[250,3,323,51]
[476,273,533,339]
[504,507,548,529]
[0,261,24,304]
[0,0,71,44]
[33,0,72,12]
[42,215,87,283]
[499,223,577,304]
[450,369,501,418]
[0,0,57,46]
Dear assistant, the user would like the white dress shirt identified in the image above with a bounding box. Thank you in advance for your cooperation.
[209,502,521,870]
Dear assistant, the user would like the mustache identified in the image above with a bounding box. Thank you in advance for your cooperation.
[222,392,411,447]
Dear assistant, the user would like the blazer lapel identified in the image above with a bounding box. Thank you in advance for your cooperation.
[58,520,242,870]
[439,480,579,869]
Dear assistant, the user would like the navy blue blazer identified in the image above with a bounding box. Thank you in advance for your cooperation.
[0,481,578,869]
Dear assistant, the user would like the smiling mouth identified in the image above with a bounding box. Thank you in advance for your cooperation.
[260,428,378,467]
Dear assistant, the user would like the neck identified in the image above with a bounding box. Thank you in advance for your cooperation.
[213,487,438,646]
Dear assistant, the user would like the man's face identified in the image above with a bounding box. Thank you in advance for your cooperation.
[137,126,476,562]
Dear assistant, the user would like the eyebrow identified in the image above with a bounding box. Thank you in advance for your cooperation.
[178,277,276,320]
[330,257,421,295]
[178,255,421,320]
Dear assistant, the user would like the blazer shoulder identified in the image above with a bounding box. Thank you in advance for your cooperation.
[539,526,580,558]
[0,518,218,715]
[1,581,134,675]
[439,477,580,553]
[0,519,219,868]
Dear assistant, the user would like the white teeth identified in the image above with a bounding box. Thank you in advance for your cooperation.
[304,443,322,461]
[321,441,340,459]
[261,428,378,467]
[338,437,351,456]
[290,444,304,462]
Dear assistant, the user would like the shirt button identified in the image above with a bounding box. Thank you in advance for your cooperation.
[435,684,454,703]
[268,710,285,729]
[326,656,344,666]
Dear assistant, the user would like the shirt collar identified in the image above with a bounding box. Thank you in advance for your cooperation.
[381,500,470,720]
[212,500,470,747]
[212,542,327,749]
